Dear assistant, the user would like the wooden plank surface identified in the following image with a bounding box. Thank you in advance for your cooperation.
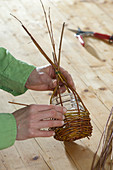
[0,0,113,170]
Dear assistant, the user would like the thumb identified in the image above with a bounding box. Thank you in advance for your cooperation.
[48,79,57,90]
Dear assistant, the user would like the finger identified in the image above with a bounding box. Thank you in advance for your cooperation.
[36,79,57,91]
[33,130,55,137]
[59,85,66,93]
[50,79,57,89]
[29,104,66,113]
[36,120,64,129]
[36,109,65,120]
[42,65,56,78]
[40,73,55,90]
[60,67,76,90]
[33,70,56,91]
[44,75,55,90]
[54,105,67,113]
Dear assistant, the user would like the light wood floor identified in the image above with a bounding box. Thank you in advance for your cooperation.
[0,0,113,169]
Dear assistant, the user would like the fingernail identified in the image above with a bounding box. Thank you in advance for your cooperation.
[53,80,57,87]
[53,132,55,136]
[62,121,64,125]
[63,115,65,120]
[63,107,67,113]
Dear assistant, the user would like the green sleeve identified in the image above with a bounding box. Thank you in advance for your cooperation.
[0,47,36,149]
[0,47,36,96]
[0,113,17,150]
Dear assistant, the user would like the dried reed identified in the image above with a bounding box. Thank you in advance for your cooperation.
[91,107,113,170]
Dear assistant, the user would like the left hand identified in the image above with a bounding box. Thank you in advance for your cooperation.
[13,104,66,140]
[25,65,75,93]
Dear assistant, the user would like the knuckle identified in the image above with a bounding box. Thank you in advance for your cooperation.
[28,104,36,112]
[56,121,63,127]
[51,109,57,117]
[46,132,54,137]
[48,120,63,127]
[55,105,64,114]
[49,121,54,127]
[28,128,34,137]
[49,104,55,109]
[63,69,68,75]
[55,105,62,111]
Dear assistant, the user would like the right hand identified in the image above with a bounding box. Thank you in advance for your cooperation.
[13,104,66,140]
[25,65,75,93]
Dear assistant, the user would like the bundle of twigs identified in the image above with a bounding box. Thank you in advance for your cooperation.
[11,0,92,142]
[91,107,113,170]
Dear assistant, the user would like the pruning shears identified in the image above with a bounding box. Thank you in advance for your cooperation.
[68,27,113,46]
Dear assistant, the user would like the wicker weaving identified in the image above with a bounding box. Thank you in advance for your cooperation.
[50,85,92,141]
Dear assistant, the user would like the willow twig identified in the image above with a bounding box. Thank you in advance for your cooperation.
[48,7,57,65]
[40,0,57,64]
[8,101,28,106]
[91,107,113,170]
[10,13,56,69]
[58,22,65,70]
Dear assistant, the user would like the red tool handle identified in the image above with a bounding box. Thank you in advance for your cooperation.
[75,34,85,46]
[94,32,111,40]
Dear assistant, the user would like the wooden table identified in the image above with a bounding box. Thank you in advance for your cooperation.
[0,0,113,169]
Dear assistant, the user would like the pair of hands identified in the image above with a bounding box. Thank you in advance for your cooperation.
[13,65,75,140]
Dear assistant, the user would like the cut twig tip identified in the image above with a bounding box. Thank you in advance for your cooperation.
[10,13,22,25]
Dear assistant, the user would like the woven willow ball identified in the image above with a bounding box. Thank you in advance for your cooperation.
[50,92,92,142]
